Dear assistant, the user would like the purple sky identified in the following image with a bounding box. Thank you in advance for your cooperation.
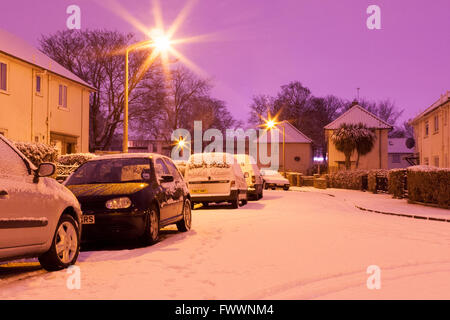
[1,0,449,125]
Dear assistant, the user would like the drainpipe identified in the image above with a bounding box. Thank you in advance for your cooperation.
[31,70,34,141]
[379,129,382,168]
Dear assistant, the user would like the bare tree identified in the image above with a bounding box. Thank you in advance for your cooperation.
[40,30,165,151]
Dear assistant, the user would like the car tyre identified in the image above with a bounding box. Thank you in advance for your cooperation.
[231,194,239,209]
[283,185,290,191]
[38,214,80,272]
[141,206,160,245]
[177,199,192,232]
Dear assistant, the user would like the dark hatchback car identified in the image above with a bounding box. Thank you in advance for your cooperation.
[64,154,192,245]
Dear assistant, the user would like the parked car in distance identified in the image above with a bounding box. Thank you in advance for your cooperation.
[185,152,248,209]
[236,154,264,200]
[64,153,192,245]
[0,135,82,271]
[260,169,290,191]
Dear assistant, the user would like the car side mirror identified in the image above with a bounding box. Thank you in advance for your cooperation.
[244,172,250,178]
[160,175,174,183]
[38,163,56,177]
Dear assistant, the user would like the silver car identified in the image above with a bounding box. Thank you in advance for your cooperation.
[0,135,82,271]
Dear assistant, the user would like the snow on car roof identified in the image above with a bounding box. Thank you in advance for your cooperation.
[88,153,157,161]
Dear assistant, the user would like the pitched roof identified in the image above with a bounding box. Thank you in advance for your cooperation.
[388,138,414,154]
[257,121,313,143]
[324,105,393,130]
[0,28,95,90]
[411,91,450,123]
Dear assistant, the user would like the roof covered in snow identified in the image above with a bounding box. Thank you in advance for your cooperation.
[411,91,450,123]
[257,121,313,144]
[388,138,414,154]
[0,28,95,90]
[324,105,393,130]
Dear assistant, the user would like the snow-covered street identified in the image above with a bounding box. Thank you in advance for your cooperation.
[1,189,449,300]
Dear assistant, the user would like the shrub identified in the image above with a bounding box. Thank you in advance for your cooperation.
[407,166,450,209]
[13,142,58,167]
[388,169,407,198]
[367,169,389,193]
[327,170,369,190]
[57,153,97,166]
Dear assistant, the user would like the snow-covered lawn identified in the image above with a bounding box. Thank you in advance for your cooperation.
[1,190,449,299]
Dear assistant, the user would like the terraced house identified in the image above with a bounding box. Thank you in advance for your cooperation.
[0,28,94,154]
[410,91,450,168]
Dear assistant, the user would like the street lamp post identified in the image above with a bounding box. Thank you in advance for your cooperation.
[123,33,171,153]
[265,119,286,177]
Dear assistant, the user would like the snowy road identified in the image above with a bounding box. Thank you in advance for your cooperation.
[1,189,450,299]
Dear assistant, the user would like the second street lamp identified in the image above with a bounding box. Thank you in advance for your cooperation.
[265,119,286,177]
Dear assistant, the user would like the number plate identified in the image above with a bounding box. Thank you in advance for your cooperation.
[81,215,95,224]
[192,189,207,194]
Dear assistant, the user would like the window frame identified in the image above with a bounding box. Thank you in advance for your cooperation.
[36,75,42,95]
[392,154,401,164]
[424,120,429,137]
[0,61,9,93]
[433,114,439,133]
[58,84,68,109]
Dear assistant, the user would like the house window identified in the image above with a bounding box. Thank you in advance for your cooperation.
[58,84,67,108]
[434,115,439,133]
[392,154,401,163]
[434,156,439,167]
[424,121,429,137]
[0,62,7,91]
[36,75,41,93]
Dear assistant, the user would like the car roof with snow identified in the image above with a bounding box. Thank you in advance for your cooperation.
[87,153,167,162]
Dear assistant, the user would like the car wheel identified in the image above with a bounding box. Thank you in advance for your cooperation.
[177,199,192,232]
[38,214,80,272]
[283,185,290,191]
[240,198,248,206]
[258,189,263,199]
[230,194,239,209]
[141,207,160,245]
[264,182,268,190]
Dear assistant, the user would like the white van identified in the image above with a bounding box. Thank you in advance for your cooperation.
[185,152,248,209]
[235,154,264,200]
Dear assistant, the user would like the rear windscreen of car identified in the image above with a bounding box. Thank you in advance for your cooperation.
[186,161,232,179]
[66,158,151,185]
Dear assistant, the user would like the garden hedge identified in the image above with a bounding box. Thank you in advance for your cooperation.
[367,169,389,193]
[407,166,450,209]
[327,170,368,190]
[57,153,97,166]
[388,169,407,199]
[14,142,58,167]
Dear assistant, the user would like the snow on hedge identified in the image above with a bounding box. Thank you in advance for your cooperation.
[57,153,97,166]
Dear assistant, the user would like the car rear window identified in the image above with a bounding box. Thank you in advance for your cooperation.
[65,158,150,185]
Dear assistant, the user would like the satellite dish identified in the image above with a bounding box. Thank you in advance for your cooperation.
[406,138,415,149]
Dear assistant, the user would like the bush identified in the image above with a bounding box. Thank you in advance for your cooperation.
[407,166,450,209]
[367,169,389,193]
[57,153,97,166]
[14,142,58,167]
[388,169,407,198]
[327,170,369,190]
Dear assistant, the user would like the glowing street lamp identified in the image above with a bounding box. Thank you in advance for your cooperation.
[123,30,172,153]
[264,117,286,177]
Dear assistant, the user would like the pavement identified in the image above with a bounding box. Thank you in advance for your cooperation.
[290,187,450,223]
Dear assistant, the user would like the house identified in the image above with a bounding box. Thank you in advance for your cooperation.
[410,91,450,168]
[0,28,94,154]
[324,104,392,171]
[256,121,313,174]
[388,138,415,169]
